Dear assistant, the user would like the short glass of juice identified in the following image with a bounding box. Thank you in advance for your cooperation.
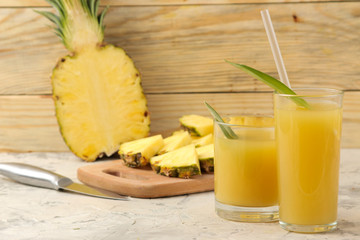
[274,88,343,233]
[214,115,278,222]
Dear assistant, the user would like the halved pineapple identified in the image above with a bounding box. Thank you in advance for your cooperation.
[192,134,214,148]
[150,144,201,178]
[196,144,214,173]
[158,131,192,155]
[180,115,213,136]
[119,135,164,167]
[38,0,149,161]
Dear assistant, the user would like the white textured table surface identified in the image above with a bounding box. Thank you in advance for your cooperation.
[0,150,359,240]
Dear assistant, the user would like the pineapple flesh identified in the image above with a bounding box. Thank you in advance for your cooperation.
[158,131,192,155]
[180,115,213,137]
[171,129,186,136]
[38,0,150,161]
[150,144,201,178]
[196,144,214,173]
[119,135,164,167]
[192,133,213,147]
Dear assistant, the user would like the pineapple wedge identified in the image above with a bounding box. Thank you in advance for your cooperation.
[150,144,201,178]
[192,134,214,147]
[196,144,214,173]
[171,129,186,136]
[37,0,149,161]
[158,131,192,155]
[119,135,164,167]
[180,115,213,136]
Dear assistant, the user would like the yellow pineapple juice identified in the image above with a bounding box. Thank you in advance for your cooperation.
[214,116,278,222]
[274,88,343,233]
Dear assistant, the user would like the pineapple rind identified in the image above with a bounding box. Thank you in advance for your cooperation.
[182,126,201,137]
[177,166,201,178]
[120,152,146,168]
[179,115,213,137]
[119,135,164,167]
[158,165,201,178]
[199,159,214,173]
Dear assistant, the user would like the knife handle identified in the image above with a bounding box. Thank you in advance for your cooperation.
[0,162,72,190]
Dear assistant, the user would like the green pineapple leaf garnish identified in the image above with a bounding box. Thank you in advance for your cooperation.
[204,102,238,139]
[225,61,310,109]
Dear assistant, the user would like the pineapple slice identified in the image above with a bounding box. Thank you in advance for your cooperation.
[150,144,201,178]
[158,131,192,155]
[196,144,214,173]
[119,135,164,167]
[192,134,214,147]
[180,115,213,136]
[37,0,150,161]
[171,129,186,136]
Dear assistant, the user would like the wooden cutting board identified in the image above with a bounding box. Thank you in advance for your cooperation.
[77,160,214,198]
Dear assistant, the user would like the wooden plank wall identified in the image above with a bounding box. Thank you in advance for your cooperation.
[0,0,359,152]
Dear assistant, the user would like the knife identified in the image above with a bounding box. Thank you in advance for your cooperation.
[0,162,129,200]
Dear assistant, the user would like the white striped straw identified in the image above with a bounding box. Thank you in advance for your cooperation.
[261,9,291,88]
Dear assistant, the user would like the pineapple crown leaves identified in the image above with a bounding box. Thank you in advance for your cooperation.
[36,0,109,52]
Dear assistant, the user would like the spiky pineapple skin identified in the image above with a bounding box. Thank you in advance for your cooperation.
[120,152,147,167]
[181,126,201,137]
[151,164,201,178]
[199,159,214,173]
[159,166,201,178]
[52,44,150,161]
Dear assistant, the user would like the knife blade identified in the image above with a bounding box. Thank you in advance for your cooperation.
[0,162,129,200]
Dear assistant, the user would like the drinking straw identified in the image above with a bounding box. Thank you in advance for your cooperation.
[261,9,291,88]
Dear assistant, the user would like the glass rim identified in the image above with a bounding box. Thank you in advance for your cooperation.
[215,115,274,128]
[273,87,344,98]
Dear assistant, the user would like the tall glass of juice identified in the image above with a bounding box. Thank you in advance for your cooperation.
[274,88,343,233]
[214,115,278,222]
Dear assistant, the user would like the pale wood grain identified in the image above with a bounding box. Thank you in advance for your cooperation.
[0,3,359,94]
[1,1,360,152]
[0,0,346,7]
[0,92,359,153]
[0,95,68,152]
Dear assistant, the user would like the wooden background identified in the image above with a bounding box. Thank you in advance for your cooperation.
[0,0,359,152]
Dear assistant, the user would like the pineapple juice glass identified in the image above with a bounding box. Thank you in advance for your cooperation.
[274,88,343,233]
[214,116,278,222]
